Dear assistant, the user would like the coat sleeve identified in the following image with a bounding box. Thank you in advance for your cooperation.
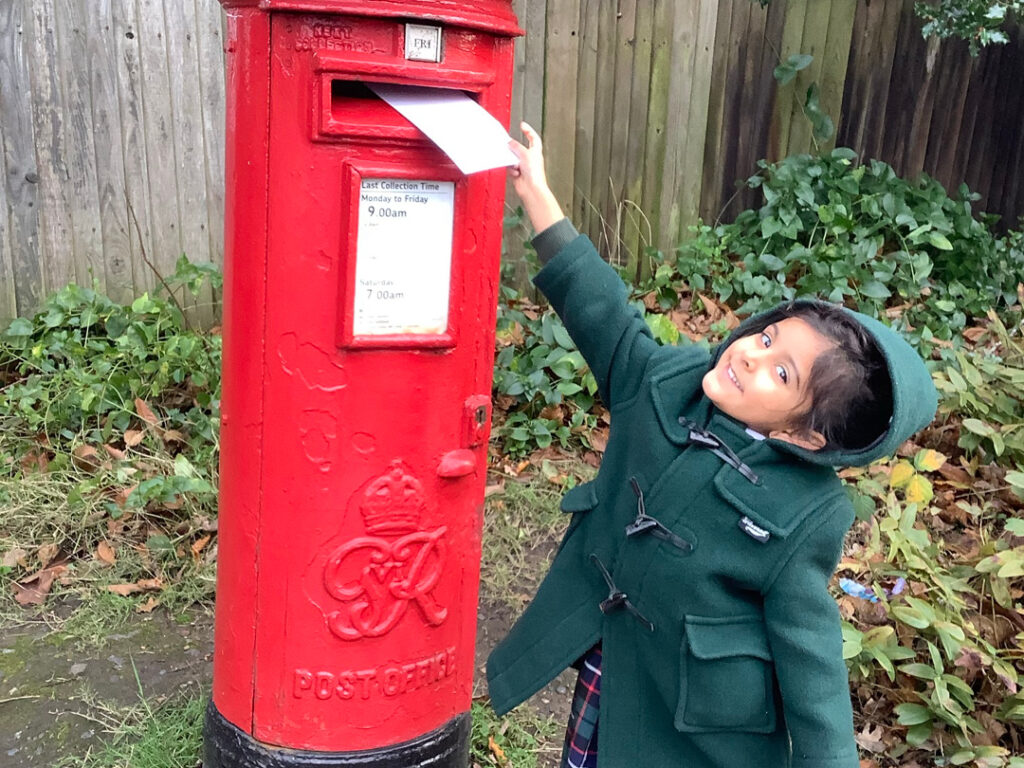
[763,502,860,768]
[532,233,658,409]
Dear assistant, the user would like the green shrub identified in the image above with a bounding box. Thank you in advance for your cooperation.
[0,256,222,467]
[666,149,1024,353]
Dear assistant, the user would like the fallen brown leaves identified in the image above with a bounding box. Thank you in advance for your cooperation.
[12,563,69,606]
[106,578,163,597]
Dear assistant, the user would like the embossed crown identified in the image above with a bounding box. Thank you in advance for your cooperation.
[360,462,425,534]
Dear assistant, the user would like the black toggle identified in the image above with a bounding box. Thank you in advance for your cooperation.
[678,417,760,485]
[625,477,692,552]
[589,553,655,632]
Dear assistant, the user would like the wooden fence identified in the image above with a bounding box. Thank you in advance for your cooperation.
[0,0,225,322]
[1,0,1021,320]
[507,0,1024,279]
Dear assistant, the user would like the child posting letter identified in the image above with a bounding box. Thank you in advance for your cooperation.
[486,125,938,768]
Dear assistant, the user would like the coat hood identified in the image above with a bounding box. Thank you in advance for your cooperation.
[711,301,938,468]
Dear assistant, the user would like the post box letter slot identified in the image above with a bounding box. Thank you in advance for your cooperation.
[325,80,424,141]
[320,79,485,143]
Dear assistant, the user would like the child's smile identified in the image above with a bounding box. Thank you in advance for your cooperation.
[702,317,835,444]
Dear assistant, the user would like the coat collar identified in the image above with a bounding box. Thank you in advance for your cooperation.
[650,352,846,539]
[649,349,713,445]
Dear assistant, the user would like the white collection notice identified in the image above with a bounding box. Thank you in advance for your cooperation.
[353,178,455,336]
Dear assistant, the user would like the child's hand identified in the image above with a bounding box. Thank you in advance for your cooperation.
[508,122,564,233]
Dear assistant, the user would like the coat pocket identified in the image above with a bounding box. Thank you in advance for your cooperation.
[675,615,777,734]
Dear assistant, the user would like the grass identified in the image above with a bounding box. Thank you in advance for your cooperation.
[0,457,217,648]
[58,680,205,768]
[470,699,561,768]
[480,467,586,610]
[51,688,554,768]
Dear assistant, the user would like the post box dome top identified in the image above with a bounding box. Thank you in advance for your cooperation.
[220,0,522,37]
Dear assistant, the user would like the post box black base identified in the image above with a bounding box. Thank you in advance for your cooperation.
[203,701,470,768]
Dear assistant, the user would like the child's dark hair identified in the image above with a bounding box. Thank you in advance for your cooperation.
[732,302,892,451]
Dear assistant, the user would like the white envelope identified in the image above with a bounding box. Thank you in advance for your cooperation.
[369,83,520,175]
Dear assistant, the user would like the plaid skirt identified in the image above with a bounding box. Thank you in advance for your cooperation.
[561,645,602,768]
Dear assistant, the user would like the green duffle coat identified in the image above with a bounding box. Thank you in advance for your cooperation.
[486,233,937,768]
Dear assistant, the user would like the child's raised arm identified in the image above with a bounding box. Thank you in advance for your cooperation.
[504,123,668,410]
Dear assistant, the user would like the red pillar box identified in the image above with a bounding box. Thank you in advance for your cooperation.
[205,3,520,766]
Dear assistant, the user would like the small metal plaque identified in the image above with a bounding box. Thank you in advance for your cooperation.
[405,23,442,62]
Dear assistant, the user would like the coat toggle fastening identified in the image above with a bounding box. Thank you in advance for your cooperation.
[678,417,760,485]
[589,553,655,632]
[624,477,692,553]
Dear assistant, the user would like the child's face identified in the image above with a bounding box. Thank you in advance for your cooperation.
[702,317,834,448]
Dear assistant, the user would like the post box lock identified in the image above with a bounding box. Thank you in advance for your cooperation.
[463,395,491,448]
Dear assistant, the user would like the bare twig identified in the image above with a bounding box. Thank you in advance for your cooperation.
[0,695,41,705]
[125,197,191,331]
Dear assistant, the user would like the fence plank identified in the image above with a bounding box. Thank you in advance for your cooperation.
[745,0,786,205]
[137,0,184,289]
[986,39,1024,219]
[194,0,226,304]
[573,0,600,233]
[588,0,617,254]
[89,0,136,304]
[0,116,14,320]
[881,2,926,172]
[714,0,751,222]
[622,0,654,274]
[818,0,856,153]
[963,41,1003,202]
[923,38,972,190]
[114,0,153,295]
[27,0,75,296]
[786,0,831,155]
[838,0,893,155]
[604,0,636,267]
[677,0,719,235]
[768,0,807,161]
[726,0,767,221]
[642,0,676,255]
[905,36,942,178]
[1,1,43,316]
[861,0,903,161]
[55,0,106,295]
[699,0,733,221]
[165,0,214,325]
[948,51,984,194]
[542,0,579,218]
[1003,29,1024,225]
[521,0,546,133]
[510,0,528,135]
[502,0,529,285]
[0,5,24,320]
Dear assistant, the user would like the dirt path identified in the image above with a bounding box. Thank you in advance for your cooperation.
[0,609,214,767]
[1,573,571,767]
